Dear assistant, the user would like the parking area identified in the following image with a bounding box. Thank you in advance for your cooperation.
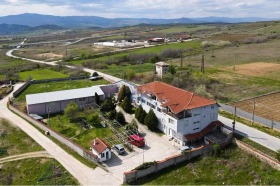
[103,107,179,180]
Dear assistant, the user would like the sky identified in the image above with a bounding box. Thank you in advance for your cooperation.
[0,0,279,19]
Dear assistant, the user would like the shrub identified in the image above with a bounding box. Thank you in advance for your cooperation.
[121,97,132,113]
[144,109,158,131]
[100,98,116,112]
[125,119,138,134]
[92,72,99,77]
[116,112,126,125]
[108,110,116,120]
[87,113,101,126]
[64,102,79,121]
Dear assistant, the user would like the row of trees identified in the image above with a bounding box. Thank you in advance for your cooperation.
[135,106,158,131]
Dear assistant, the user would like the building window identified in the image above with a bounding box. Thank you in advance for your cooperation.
[141,99,145,103]
[169,118,175,124]
[79,98,85,101]
[151,104,155,109]
[211,105,215,109]
[193,121,200,124]
[194,113,200,116]
[193,128,199,131]
[101,152,105,158]
[157,107,162,112]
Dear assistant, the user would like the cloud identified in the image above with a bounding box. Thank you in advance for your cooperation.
[0,0,279,18]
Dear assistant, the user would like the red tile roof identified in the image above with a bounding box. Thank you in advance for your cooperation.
[137,81,217,114]
[184,121,223,141]
[90,137,110,154]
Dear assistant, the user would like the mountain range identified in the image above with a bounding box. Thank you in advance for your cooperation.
[0,13,274,28]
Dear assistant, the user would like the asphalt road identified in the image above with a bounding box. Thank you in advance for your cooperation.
[219,115,280,152]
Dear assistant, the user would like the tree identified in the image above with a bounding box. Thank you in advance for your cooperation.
[116,112,126,125]
[108,109,116,120]
[121,97,132,113]
[117,85,127,102]
[125,86,131,99]
[135,106,142,121]
[87,113,101,126]
[139,108,147,124]
[64,102,79,121]
[100,98,116,112]
[144,109,158,131]
[168,64,176,75]
[95,92,100,105]
[92,72,99,77]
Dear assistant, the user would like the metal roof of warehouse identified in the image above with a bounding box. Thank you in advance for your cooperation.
[26,85,105,105]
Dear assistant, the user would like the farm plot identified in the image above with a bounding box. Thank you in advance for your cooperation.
[231,92,280,123]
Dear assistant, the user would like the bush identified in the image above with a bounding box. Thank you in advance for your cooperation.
[64,102,79,121]
[116,112,126,125]
[92,72,99,77]
[87,113,101,126]
[108,110,116,120]
[125,119,138,134]
[121,97,132,113]
[100,98,116,112]
[144,109,158,131]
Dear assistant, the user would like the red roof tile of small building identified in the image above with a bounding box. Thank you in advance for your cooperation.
[90,137,110,154]
[184,121,223,141]
[137,81,217,114]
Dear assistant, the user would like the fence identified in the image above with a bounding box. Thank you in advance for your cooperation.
[8,103,100,164]
[219,103,280,130]
[13,76,90,98]
[123,145,213,184]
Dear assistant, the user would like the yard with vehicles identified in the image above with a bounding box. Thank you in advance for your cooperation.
[0,118,78,185]
[133,144,280,185]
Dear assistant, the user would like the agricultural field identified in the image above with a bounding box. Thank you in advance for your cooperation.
[19,69,68,81]
[152,25,216,35]
[232,92,280,123]
[135,145,280,185]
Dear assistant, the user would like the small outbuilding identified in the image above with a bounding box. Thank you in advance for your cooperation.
[155,61,169,79]
[90,137,111,162]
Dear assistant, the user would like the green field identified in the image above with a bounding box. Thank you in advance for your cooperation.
[0,158,78,185]
[0,118,43,158]
[155,25,216,34]
[70,41,201,65]
[15,79,109,102]
[48,110,114,149]
[19,69,68,81]
[135,145,280,185]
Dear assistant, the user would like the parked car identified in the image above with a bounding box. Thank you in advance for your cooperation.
[113,144,125,155]
[178,146,191,154]
[128,134,145,147]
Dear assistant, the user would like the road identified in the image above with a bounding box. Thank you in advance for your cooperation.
[0,151,52,164]
[0,85,122,185]
[219,115,280,152]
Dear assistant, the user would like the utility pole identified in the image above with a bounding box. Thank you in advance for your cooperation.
[251,101,256,125]
[201,54,205,73]
[232,106,236,132]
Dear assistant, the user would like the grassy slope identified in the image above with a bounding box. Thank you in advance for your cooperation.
[0,158,78,185]
[19,69,68,80]
[0,118,43,158]
[136,145,280,185]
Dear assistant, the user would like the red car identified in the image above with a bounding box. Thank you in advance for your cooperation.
[128,134,145,147]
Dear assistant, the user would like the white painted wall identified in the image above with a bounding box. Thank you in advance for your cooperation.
[91,148,111,162]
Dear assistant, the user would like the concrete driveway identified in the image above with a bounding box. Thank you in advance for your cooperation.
[105,107,179,180]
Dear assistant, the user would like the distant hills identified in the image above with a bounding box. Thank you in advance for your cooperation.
[0,23,65,35]
[0,13,274,29]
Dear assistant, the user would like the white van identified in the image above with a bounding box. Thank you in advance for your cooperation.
[178,146,191,154]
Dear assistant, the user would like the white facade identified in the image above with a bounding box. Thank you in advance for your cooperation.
[155,62,169,79]
[134,93,218,145]
[91,148,111,162]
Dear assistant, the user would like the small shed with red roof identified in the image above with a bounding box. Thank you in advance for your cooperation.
[90,137,111,162]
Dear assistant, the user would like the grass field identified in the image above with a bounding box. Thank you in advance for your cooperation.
[70,41,201,65]
[19,69,68,81]
[154,25,216,34]
[0,158,78,185]
[135,145,280,185]
[48,110,114,149]
[0,118,43,158]
[15,79,109,102]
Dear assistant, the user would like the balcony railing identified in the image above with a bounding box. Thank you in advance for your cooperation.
[163,110,192,120]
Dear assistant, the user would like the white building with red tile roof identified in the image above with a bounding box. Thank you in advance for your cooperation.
[90,137,111,162]
[135,81,219,146]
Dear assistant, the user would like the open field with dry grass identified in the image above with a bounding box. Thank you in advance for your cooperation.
[231,92,280,123]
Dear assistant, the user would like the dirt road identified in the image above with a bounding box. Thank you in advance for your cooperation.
[0,151,52,164]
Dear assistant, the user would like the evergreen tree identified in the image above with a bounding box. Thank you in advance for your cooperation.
[95,92,100,105]
[117,85,127,102]
[135,106,142,121]
[116,112,126,125]
[100,98,116,112]
[125,86,131,99]
[108,109,116,120]
[121,97,132,113]
[139,108,147,124]
[144,109,158,131]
